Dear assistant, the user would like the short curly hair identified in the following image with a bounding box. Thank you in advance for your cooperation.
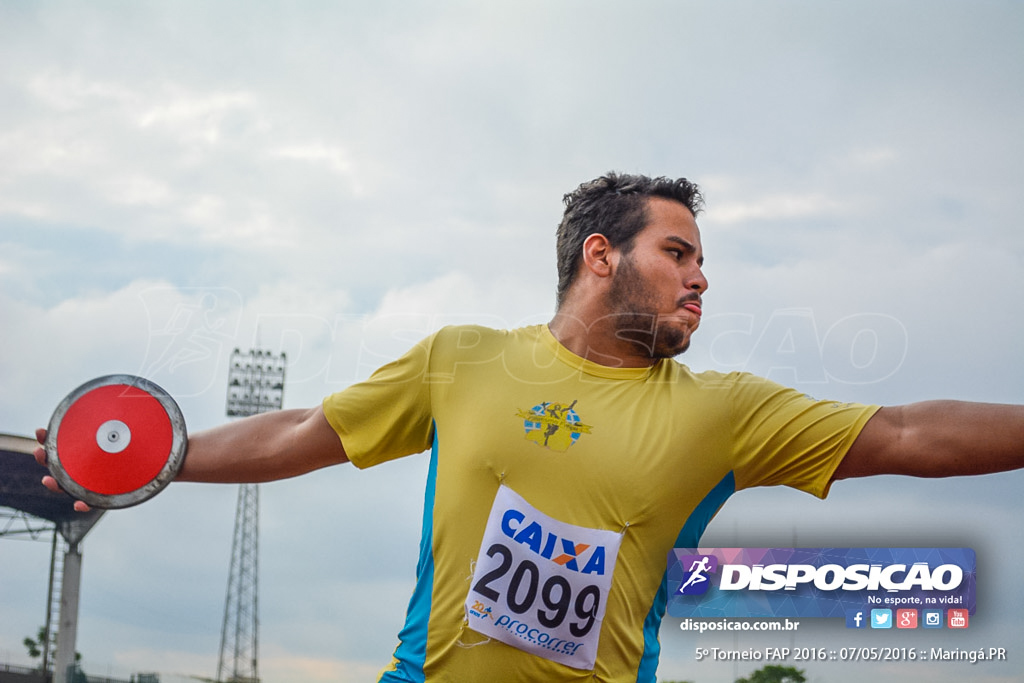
[555,172,704,307]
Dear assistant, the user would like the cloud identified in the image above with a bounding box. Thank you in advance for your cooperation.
[712,193,847,225]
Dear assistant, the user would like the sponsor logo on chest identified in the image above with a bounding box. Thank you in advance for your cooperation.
[500,505,608,576]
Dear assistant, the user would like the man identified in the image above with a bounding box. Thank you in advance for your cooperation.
[36,173,1024,682]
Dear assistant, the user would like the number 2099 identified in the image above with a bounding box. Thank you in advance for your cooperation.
[472,543,602,637]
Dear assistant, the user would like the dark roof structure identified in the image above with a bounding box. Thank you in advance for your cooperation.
[0,433,104,541]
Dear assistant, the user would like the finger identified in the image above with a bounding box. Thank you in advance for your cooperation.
[34,429,48,466]
[42,476,91,512]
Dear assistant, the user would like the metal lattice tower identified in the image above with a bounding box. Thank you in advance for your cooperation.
[218,483,260,683]
[216,347,286,683]
[44,531,68,673]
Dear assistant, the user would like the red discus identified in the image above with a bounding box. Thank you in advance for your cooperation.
[45,375,187,509]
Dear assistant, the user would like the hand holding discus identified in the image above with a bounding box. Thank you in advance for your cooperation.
[34,375,188,510]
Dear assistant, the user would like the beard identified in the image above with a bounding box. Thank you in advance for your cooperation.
[604,253,692,360]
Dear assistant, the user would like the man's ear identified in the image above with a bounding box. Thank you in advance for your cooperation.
[581,233,616,279]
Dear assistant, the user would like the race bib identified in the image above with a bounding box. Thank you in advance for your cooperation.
[465,485,622,670]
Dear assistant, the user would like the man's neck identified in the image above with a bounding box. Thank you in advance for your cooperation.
[547,309,659,369]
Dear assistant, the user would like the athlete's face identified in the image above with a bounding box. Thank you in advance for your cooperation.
[604,198,708,359]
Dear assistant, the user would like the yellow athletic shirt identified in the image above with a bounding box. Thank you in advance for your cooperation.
[322,324,879,682]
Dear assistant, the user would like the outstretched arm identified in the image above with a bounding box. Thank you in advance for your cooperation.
[177,406,349,482]
[833,401,1024,481]
[34,405,349,509]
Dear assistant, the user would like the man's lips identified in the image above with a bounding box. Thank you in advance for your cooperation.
[682,302,702,317]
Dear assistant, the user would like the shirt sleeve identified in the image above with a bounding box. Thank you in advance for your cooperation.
[725,373,880,499]
[321,332,438,469]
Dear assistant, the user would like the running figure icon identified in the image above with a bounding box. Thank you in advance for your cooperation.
[678,556,712,593]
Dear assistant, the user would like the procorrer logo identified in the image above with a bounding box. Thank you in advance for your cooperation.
[667,548,976,620]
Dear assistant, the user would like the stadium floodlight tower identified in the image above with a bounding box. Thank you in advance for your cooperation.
[217,347,286,683]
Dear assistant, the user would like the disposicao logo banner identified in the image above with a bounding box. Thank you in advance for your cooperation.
[667,548,975,618]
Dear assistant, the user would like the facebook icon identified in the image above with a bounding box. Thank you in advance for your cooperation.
[846,609,867,629]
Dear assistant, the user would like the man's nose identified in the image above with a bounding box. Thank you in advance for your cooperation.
[686,266,708,293]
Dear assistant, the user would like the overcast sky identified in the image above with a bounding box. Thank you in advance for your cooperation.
[2,2,1023,682]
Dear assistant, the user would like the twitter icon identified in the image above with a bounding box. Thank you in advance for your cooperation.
[871,609,893,629]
